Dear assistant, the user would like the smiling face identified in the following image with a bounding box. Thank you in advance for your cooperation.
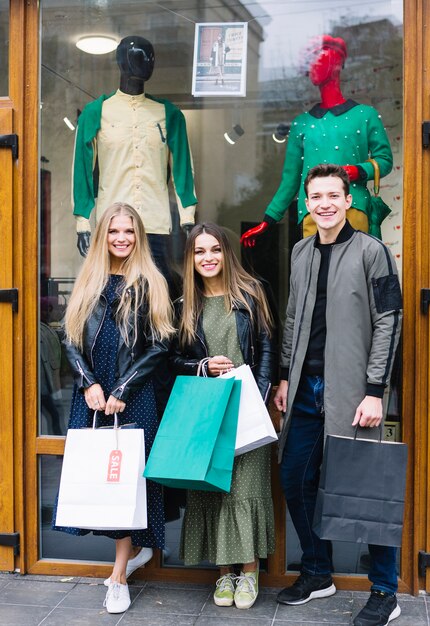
[107,214,136,271]
[305,175,352,243]
[194,233,223,282]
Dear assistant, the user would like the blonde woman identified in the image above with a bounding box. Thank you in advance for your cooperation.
[170,223,276,610]
[53,203,174,614]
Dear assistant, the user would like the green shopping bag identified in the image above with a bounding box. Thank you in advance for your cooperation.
[144,376,241,492]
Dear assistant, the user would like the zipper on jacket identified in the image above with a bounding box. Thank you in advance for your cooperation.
[76,360,93,388]
[112,370,138,398]
[250,342,255,367]
[263,382,271,405]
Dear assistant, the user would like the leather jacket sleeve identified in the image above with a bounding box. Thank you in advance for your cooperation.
[169,331,205,376]
[110,336,170,402]
[254,323,277,404]
[62,339,98,391]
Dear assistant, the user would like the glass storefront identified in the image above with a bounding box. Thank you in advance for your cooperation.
[39,0,403,573]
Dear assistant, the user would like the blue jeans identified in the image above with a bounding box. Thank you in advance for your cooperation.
[280,375,398,594]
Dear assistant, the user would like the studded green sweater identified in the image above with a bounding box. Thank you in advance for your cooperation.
[265,100,393,225]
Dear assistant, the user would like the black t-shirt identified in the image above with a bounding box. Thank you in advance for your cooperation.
[303,241,332,375]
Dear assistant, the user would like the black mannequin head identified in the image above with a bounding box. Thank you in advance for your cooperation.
[116,36,155,94]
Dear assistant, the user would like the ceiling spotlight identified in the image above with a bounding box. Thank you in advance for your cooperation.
[76,36,118,55]
[272,123,290,143]
[224,124,245,145]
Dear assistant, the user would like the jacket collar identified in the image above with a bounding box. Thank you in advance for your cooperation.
[314,219,355,247]
[308,99,358,119]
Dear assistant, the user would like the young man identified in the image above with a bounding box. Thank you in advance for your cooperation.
[274,164,402,626]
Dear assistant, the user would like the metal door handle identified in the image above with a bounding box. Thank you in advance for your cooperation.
[0,134,18,159]
[0,289,18,312]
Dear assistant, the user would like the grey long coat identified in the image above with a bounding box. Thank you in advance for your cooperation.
[278,228,402,461]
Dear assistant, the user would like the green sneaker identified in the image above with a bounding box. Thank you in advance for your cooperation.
[234,569,259,609]
[213,573,236,606]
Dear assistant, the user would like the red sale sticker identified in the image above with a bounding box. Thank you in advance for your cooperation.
[107,450,122,482]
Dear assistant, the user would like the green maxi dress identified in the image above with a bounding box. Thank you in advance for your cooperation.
[179,295,275,566]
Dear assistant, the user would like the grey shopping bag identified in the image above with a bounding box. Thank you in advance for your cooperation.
[313,429,407,547]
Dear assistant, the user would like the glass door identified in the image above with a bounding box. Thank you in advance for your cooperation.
[29,0,418,595]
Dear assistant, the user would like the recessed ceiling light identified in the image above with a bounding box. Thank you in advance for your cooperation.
[76,36,118,55]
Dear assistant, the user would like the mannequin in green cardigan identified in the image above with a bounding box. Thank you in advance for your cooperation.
[241,35,393,246]
[73,36,197,262]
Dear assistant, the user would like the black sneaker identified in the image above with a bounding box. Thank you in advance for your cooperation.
[353,591,401,626]
[276,571,336,605]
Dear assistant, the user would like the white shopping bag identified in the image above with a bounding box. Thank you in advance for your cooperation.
[56,414,147,530]
[221,364,278,455]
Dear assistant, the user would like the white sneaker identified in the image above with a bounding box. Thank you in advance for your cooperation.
[104,547,153,586]
[103,582,131,614]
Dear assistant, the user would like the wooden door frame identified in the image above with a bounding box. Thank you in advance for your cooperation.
[1,0,39,575]
[403,0,430,596]
[9,0,423,594]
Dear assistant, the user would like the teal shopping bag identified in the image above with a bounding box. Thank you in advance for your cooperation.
[144,376,241,492]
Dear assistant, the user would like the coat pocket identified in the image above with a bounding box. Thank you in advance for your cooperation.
[372,275,402,313]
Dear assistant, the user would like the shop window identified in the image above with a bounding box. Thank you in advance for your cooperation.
[39,0,403,575]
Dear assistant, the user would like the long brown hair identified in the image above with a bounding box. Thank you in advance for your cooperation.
[65,203,174,349]
[180,223,272,346]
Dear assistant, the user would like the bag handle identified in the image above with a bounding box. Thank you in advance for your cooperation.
[93,411,121,449]
[353,424,383,443]
[197,357,210,377]
[92,411,119,430]
[366,158,380,196]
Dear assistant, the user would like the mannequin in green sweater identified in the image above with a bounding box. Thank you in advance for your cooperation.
[241,35,393,245]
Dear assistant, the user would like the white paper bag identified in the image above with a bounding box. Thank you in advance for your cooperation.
[221,364,278,455]
[56,419,147,530]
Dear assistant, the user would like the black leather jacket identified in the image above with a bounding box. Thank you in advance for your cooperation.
[64,290,169,402]
[169,295,277,404]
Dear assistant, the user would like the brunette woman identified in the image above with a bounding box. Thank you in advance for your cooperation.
[170,223,276,610]
[53,203,174,614]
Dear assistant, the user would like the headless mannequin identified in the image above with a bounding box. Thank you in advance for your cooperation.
[76,37,155,256]
[241,37,384,246]
[75,36,196,257]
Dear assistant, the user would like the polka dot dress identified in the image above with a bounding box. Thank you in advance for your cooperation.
[52,275,165,548]
[179,296,275,566]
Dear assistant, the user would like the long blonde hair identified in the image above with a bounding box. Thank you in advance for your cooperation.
[65,203,174,349]
[180,223,273,346]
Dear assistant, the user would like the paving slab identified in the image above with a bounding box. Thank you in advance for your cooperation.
[276,593,353,623]
[120,614,197,625]
[0,579,76,607]
[0,603,52,625]
[39,606,119,625]
[128,586,210,617]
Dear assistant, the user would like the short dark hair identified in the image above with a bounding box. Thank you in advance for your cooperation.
[304,163,350,197]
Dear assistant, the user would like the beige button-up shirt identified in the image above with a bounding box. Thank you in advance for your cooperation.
[91,90,195,234]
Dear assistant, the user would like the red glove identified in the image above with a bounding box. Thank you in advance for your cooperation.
[342,165,359,181]
[240,221,269,247]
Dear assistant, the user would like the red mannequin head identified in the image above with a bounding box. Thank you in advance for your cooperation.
[303,35,347,85]
[309,47,344,86]
[301,35,347,108]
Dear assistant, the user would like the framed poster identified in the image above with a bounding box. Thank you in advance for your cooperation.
[192,22,248,97]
